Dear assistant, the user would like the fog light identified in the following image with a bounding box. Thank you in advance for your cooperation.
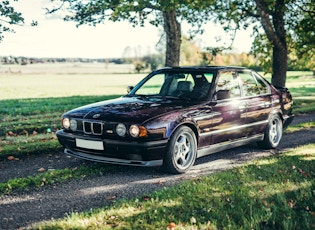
[116,123,126,137]
[62,118,70,129]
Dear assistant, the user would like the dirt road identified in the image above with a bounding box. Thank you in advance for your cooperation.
[0,113,314,229]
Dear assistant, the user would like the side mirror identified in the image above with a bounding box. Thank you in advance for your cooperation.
[215,90,231,100]
[127,86,134,93]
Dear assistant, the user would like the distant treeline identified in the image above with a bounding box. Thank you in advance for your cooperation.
[0,56,124,65]
[1,53,313,73]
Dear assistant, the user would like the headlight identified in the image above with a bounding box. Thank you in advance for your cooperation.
[130,125,148,138]
[70,119,77,131]
[116,123,126,137]
[62,118,70,129]
[129,125,140,137]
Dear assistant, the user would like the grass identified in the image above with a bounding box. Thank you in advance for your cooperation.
[0,63,145,100]
[262,71,315,114]
[35,143,315,229]
[292,98,315,114]
[286,121,315,133]
[0,163,114,195]
[0,95,120,159]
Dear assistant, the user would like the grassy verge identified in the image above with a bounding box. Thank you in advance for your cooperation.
[36,143,315,230]
[262,72,315,114]
[0,164,114,195]
[0,95,120,159]
[293,98,315,114]
[286,121,315,133]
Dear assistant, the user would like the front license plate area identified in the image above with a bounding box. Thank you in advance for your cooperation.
[76,139,104,150]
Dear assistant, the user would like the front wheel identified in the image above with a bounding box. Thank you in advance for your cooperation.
[258,114,283,149]
[163,126,197,174]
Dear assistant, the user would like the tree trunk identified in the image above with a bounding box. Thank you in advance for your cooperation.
[272,42,287,87]
[163,10,181,67]
[255,0,287,87]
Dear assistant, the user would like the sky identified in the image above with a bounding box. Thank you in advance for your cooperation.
[0,1,254,59]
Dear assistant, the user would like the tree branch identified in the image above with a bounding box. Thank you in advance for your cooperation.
[254,0,284,49]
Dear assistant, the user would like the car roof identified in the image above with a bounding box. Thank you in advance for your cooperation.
[154,66,248,73]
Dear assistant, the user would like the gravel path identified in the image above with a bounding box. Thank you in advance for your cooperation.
[0,113,314,229]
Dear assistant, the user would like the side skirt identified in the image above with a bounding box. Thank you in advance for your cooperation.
[197,134,264,158]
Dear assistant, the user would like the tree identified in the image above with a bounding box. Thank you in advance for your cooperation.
[208,0,314,87]
[180,36,202,66]
[47,0,214,67]
[142,54,164,71]
[0,0,24,42]
[255,0,287,87]
[290,1,315,68]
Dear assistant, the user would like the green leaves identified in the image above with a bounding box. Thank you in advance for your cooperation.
[0,0,25,41]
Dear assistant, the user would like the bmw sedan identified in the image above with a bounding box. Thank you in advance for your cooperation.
[56,66,294,173]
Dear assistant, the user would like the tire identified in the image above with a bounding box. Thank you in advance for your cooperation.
[163,126,197,174]
[258,114,283,149]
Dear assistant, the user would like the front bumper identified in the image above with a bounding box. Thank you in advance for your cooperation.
[56,130,167,167]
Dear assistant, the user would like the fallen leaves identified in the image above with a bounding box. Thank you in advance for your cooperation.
[287,199,296,208]
[105,195,117,201]
[142,195,151,201]
[41,178,47,186]
[7,131,16,137]
[298,168,310,177]
[167,222,176,230]
[38,167,46,172]
[7,155,19,161]
[155,179,166,185]
[190,216,197,224]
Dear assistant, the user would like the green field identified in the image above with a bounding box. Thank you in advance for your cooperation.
[0,63,146,100]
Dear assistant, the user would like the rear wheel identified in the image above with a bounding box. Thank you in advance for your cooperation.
[163,126,197,174]
[258,114,283,149]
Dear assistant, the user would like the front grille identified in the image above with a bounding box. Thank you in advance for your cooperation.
[83,121,103,135]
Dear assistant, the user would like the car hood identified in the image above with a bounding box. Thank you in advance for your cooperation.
[63,96,192,124]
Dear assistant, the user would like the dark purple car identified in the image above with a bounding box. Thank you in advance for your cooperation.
[56,66,294,173]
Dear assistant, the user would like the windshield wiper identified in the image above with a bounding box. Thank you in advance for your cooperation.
[177,95,192,101]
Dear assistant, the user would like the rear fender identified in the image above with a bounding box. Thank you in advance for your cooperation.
[274,86,294,115]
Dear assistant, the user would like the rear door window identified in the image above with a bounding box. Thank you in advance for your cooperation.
[238,71,260,97]
[216,71,241,99]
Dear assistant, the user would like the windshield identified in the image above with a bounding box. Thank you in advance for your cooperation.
[129,71,214,100]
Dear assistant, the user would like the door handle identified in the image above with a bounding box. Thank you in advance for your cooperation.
[264,102,271,108]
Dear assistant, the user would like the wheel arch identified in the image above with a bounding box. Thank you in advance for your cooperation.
[168,122,199,144]
[269,108,284,123]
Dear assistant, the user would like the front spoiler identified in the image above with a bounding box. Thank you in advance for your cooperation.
[64,148,163,167]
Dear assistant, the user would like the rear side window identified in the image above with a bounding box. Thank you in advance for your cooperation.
[253,72,269,94]
[238,71,261,97]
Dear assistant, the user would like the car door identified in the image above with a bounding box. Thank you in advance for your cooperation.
[207,70,248,145]
[238,70,272,136]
